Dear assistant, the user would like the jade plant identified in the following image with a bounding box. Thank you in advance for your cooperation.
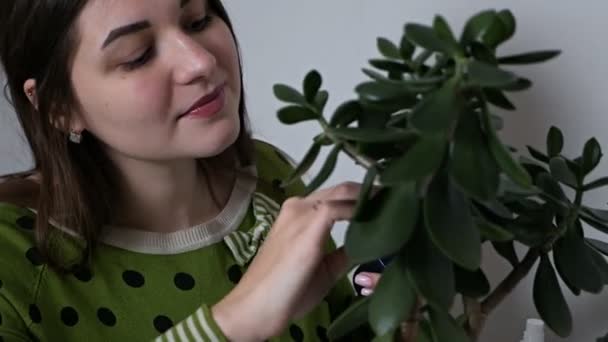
[273,9,608,342]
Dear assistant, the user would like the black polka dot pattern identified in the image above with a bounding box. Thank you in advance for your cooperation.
[153,315,173,333]
[26,248,44,266]
[316,326,329,342]
[61,307,79,327]
[29,304,42,324]
[272,179,286,195]
[227,265,242,284]
[122,270,145,288]
[289,324,304,342]
[72,267,93,282]
[174,273,195,291]
[16,216,35,230]
[97,308,117,327]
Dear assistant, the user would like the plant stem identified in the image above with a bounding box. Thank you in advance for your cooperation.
[480,249,540,316]
[318,118,377,170]
[463,297,483,341]
[400,297,423,342]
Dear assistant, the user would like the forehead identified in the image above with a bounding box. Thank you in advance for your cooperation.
[75,0,197,44]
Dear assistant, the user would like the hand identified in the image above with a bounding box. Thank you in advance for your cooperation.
[354,272,382,296]
[212,182,362,341]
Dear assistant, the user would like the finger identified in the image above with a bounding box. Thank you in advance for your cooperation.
[354,272,381,289]
[309,199,357,227]
[323,246,350,284]
[306,182,362,202]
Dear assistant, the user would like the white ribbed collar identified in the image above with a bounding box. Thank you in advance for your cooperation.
[97,165,258,255]
[38,165,258,255]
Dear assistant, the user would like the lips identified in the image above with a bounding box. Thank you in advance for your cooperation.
[179,84,226,119]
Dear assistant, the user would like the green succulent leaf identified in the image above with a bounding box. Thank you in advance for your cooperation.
[273,84,307,105]
[468,61,519,88]
[356,81,413,102]
[282,143,322,187]
[277,106,318,125]
[492,241,519,267]
[331,127,415,143]
[583,177,608,191]
[377,37,402,59]
[425,171,481,270]
[549,157,578,188]
[369,254,416,336]
[417,320,435,342]
[405,23,452,54]
[454,266,491,298]
[305,144,341,194]
[553,228,603,293]
[303,70,322,103]
[346,184,419,265]
[399,36,416,60]
[496,9,516,41]
[483,109,532,188]
[429,308,471,342]
[501,78,533,92]
[547,126,564,157]
[330,100,362,127]
[460,10,497,46]
[381,135,445,185]
[314,90,329,112]
[451,110,500,200]
[369,59,413,73]
[476,218,514,242]
[533,254,573,338]
[328,297,371,340]
[484,88,515,110]
[410,78,461,133]
[407,228,456,309]
[587,238,608,256]
[582,137,603,175]
[497,50,562,65]
[433,15,461,56]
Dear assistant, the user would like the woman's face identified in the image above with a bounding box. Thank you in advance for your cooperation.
[70,0,242,163]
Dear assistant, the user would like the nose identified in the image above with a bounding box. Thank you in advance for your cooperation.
[170,32,217,85]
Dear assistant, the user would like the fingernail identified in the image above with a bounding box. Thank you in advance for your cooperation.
[361,288,373,296]
[355,274,372,287]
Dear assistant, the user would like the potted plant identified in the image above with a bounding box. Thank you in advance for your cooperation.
[273,8,608,342]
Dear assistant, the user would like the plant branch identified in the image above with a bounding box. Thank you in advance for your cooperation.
[480,248,540,315]
[318,118,377,170]
[400,297,423,342]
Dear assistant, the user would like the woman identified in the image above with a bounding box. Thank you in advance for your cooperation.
[0,0,381,340]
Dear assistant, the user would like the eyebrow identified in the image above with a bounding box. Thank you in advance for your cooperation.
[101,0,192,49]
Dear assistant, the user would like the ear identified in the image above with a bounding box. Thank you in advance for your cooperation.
[23,79,38,110]
[24,79,87,134]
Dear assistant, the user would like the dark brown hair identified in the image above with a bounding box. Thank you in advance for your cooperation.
[0,0,254,269]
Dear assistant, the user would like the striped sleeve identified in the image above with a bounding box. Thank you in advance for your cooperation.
[153,305,228,342]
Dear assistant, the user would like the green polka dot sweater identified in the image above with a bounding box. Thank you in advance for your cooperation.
[0,141,363,341]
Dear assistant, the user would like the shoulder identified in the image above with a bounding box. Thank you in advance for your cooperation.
[252,139,307,200]
[0,202,45,312]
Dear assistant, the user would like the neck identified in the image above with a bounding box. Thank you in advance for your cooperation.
[110,154,236,233]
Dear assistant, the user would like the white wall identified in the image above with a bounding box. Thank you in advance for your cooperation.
[1,1,607,340]
[224,1,608,341]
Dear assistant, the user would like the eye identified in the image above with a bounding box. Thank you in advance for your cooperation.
[188,15,213,32]
[123,47,154,71]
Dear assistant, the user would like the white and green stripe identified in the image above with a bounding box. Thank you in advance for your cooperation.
[223,192,281,267]
[154,306,225,342]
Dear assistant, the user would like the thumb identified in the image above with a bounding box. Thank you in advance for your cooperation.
[323,246,350,285]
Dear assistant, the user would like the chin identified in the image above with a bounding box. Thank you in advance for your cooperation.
[192,114,241,158]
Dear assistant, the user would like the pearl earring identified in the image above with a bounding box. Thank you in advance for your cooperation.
[69,131,82,144]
